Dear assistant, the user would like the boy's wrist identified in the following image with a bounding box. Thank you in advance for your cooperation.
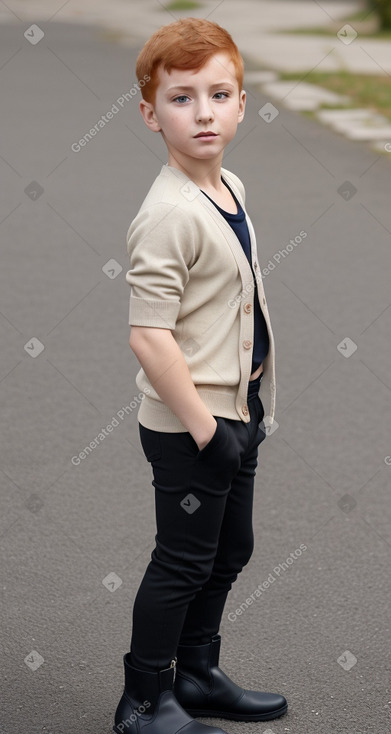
[191,414,218,451]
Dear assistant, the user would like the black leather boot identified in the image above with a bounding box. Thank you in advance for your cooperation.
[113,653,230,734]
[175,634,288,722]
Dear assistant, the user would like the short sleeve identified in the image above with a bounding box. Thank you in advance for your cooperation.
[125,203,195,329]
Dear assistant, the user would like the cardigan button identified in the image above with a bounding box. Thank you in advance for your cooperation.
[243,303,252,314]
[263,297,266,305]
[254,262,258,269]
[242,404,249,416]
[243,340,252,350]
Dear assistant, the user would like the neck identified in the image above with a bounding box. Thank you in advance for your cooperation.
[166,149,224,190]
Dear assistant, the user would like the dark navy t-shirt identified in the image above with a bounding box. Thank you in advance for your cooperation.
[201,178,269,374]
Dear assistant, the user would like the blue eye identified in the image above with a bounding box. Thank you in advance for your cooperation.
[172,92,230,103]
[173,95,189,103]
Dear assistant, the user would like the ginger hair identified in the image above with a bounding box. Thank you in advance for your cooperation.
[135,17,244,106]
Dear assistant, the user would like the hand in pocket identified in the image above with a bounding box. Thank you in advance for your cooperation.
[193,417,241,491]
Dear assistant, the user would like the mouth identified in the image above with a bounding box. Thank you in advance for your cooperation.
[194,132,218,138]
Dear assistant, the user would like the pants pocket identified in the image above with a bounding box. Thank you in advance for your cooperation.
[196,416,226,459]
[191,417,241,492]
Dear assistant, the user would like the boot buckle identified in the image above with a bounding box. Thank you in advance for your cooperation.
[170,656,177,684]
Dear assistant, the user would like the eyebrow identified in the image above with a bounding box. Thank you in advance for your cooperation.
[166,82,236,92]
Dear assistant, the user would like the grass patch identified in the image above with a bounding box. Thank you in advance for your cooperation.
[276,9,391,39]
[345,9,377,22]
[163,0,202,10]
[279,70,391,121]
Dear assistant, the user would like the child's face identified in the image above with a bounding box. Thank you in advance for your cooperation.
[140,52,246,168]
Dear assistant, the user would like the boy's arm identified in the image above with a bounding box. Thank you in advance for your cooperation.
[129,325,217,450]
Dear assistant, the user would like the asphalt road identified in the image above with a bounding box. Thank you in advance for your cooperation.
[1,18,391,734]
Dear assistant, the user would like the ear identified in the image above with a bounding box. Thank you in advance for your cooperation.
[238,89,246,124]
[139,99,162,132]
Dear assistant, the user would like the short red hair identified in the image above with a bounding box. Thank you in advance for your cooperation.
[135,17,244,106]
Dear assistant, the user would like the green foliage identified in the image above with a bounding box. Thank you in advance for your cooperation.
[280,70,391,122]
[369,0,391,29]
[164,0,201,9]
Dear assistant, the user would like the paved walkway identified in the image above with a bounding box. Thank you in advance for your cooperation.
[2,0,391,74]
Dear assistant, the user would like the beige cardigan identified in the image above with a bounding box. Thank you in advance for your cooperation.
[126,164,276,432]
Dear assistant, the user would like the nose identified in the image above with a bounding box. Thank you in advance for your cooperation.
[196,95,214,123]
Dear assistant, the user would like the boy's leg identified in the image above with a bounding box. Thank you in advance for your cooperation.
[129,415,243,672]
[178,396,265,644]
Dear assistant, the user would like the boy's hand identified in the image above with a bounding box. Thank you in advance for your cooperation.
[193,415,218,452]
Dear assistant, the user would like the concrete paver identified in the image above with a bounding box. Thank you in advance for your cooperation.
[241,32,391,74]
[316,109,391,140]
[338,123,391,140]
[317,108,383,121]
[259,80,350,111]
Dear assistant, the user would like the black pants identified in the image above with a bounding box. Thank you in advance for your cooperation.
[129,375,266,671]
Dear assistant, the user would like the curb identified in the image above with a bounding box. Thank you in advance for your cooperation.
[243,66,391,158]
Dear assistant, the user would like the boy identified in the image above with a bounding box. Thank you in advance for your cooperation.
[114,17,287,734]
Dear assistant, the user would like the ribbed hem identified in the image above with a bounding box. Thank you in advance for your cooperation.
[137,389,246,432]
